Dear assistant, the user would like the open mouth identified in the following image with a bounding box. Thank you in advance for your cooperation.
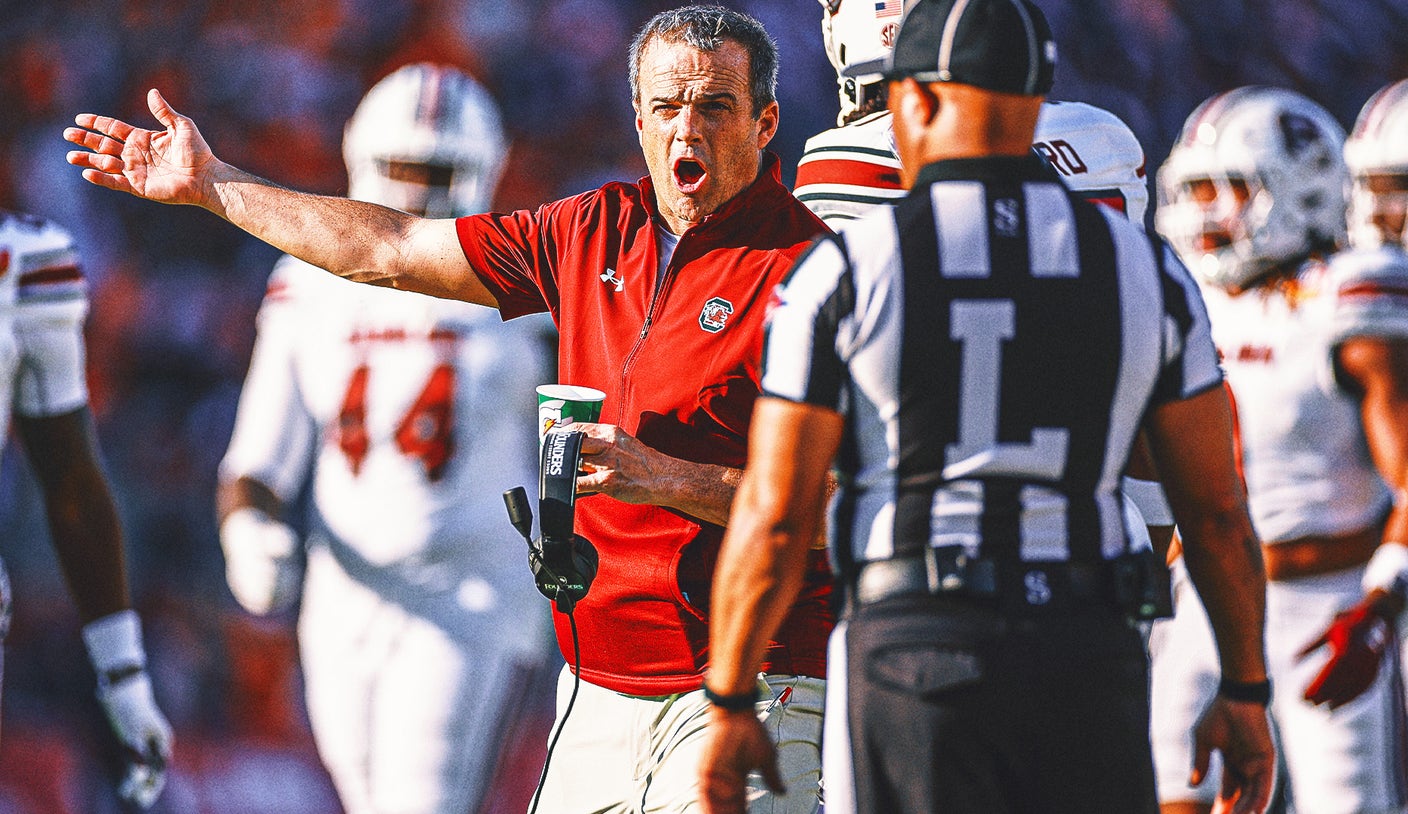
[673,157,707,194]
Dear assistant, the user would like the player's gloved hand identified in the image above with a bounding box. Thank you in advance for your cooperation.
[219,506,303,615]
[1297,593,1394,709]
[82,611,174,809]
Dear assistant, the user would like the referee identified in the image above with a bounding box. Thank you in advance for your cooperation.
[698,1,1275,813]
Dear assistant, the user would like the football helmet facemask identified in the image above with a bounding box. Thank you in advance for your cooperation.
[819,0,901,126]
[1156,86,1348,291]
[1345,79,1408,250]
[343,63,507,218]
[1034,101,1149,223]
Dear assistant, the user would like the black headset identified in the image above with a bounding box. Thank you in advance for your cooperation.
[503,429,598,614]
[503,429,600,814]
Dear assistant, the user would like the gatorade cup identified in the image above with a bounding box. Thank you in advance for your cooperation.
[536,384,606,451]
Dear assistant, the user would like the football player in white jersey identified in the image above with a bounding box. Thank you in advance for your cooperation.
[1153,86,1408,814]
[797,0,1174,550]
[1345,78,1408,253]
[797,0,1153,227]
[0,210,172,808]
[217,63,556,814]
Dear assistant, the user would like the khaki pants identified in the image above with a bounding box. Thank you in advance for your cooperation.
[533,666,824,814]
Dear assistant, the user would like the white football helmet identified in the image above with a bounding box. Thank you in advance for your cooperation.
[343,63,507,218]
[1156,86,1348,291]
[819,0,902,125]
[1344,79,1408,249]
[1034,101,1149,223]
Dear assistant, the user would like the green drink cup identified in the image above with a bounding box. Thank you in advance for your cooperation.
[536,384,606,451]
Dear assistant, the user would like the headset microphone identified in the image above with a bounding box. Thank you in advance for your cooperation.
[502,430,599,814]
[502,429,598,614]
[504,486,534,540]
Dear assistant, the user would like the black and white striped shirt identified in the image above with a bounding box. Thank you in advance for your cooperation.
[761,154,1220,568]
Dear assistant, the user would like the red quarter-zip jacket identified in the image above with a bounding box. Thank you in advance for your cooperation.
[456,153,834,694]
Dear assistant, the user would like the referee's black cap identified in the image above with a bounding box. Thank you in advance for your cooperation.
[844,0,1057,97]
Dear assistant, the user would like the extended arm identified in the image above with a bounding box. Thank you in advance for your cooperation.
[699,397,844,814]
[64,90,493,305]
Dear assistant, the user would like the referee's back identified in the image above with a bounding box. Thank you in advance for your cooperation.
[711,2,1273,811]
[762,153,1222,576]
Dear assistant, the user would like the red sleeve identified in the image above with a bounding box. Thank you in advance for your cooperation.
[455,203,566,321]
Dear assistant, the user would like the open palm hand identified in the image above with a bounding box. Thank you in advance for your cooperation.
[64,88,218,205]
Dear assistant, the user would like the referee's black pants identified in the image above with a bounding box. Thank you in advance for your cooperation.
[833,593,1157,814]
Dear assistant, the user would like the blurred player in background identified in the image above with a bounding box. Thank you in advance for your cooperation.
[0,209,172,808]
[216,63,555,814]
[797,0,1152,227]
[1153,85,1408,814]
[797,0,1174,549]
[1345,79,1408,254]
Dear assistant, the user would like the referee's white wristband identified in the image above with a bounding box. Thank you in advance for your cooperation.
[1122,477,1174,527]
[1362,542,1408,596]
[82,609,147,678]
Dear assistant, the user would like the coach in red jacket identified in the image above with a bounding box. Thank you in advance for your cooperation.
[66,5,833,813]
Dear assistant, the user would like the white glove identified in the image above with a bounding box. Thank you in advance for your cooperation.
[82,611,174,809]
[219,506,304,615]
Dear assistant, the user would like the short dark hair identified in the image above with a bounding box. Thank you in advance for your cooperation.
[628,5,778,117]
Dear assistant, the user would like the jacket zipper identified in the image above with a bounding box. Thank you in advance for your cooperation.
[614,235,682,414]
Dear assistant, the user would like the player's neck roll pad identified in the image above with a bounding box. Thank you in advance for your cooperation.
[533,430,598,608]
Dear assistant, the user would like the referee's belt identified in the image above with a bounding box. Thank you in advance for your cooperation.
[853,547,1122,614]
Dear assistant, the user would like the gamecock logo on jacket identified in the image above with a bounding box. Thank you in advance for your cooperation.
[699,297,734,333]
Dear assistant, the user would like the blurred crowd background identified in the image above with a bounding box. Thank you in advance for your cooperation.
[0,0,1404,811]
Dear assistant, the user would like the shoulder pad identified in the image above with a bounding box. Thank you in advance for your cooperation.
[3,214,84,308]
[1329,247,1408,343]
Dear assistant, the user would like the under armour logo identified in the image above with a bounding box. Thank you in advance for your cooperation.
[600,268,624,292]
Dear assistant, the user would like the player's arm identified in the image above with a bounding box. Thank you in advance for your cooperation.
[1145,384,1275,814]
[12,291,173,809]
[65,90,495,306]
[15,407,129,622]
[1292,250,1408,709]
[1282,335,1408,710]
[700,397,843,814]
[216,276,315,615]
[1339,335,1408,615]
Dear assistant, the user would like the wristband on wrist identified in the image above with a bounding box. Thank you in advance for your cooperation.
[82,609,146,684]
[1362,542,1408,596]
[703,684,760,711]
[1218,677,1272,706]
